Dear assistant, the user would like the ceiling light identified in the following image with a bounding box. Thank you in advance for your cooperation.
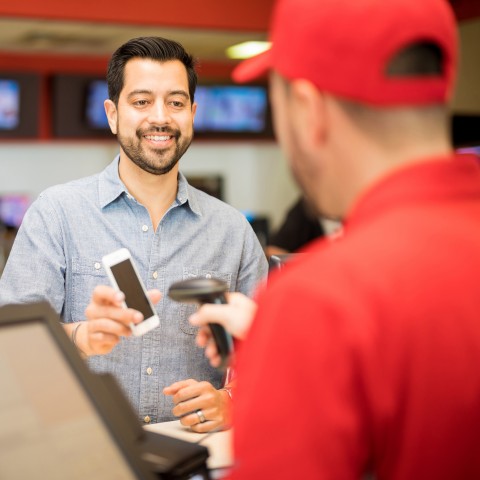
[226,41,271,59]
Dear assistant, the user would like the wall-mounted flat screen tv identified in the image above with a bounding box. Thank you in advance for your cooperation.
[0,73,40,139]
[52,75,112,139]
[194,85,268,133]
[0,80,20,130]
[194,84,273,139]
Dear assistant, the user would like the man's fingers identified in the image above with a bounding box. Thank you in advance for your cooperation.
[189,292,255,340]
[85,303,143,326]
[91,284,125,306]
[195,326,212,348]
[195,328,221,367]
[163,379,196,396]
[179,408,218,428]
[165,380,226,433]
[148,289,162,304]
[87,318,133,337]
[88,331,121,354]
[205,342,221,368]
[189,304,229,328]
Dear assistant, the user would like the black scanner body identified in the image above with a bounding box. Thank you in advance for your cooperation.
[168,278,233,370]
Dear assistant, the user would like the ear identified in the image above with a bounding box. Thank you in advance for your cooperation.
[104,99,118,135]
[289,80,328,152]
[191,102,197,123]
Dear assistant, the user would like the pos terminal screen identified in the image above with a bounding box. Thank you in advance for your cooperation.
[0,321,139,479]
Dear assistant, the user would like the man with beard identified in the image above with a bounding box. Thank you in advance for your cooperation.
[0,37,268,432]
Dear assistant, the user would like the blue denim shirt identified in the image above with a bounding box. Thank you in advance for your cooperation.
[0,156,268,423]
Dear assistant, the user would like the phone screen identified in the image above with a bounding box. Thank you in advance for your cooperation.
[110,259,155,319]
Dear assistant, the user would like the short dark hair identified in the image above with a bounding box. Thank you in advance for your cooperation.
[106,36,198,105]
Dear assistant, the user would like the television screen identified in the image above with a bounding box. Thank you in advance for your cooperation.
[0,79,20,130]
[85,80,109,130]
[0,194,31,229]
[0,73,40,139]
[194,85,272,137]
[52,75,112,138]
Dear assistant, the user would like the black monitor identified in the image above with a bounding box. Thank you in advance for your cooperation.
[0,302,209,479]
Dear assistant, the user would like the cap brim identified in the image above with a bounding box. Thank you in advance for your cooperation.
[232,49,272,83]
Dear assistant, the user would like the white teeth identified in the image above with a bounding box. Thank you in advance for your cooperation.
[145,135,171,141]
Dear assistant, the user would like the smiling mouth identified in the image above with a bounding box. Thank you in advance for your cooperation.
[144,134,173,142]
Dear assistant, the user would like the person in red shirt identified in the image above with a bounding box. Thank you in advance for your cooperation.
[190,0,480,478]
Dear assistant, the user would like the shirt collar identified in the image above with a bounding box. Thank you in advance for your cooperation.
[98,156,125,208]
[177,171,203,216]
[98,155,202,217]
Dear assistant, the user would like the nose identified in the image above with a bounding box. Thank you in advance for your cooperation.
[146,101,171,125]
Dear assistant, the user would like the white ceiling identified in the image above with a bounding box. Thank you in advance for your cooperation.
[0,17,266,61]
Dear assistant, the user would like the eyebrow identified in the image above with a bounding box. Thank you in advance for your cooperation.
[126,89,190,101]
[168,90,190,101]
[126,89,153,101]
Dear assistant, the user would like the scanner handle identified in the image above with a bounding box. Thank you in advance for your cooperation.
[168,278,233,370]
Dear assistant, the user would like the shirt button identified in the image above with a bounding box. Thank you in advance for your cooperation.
[144,415,151,424]
[94,262,101,270]
[146,367,153,375]
[142,225,149,232]
[152,271,158,279]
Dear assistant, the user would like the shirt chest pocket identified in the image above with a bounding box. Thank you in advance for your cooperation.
[178,268,232,335]
[71,257,109,322]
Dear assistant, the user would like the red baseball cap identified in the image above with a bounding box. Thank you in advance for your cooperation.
[233,0,458,105]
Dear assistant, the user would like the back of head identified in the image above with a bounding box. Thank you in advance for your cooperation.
[107,36,198,105]
[234,0,458,108]
[335,42,451,147]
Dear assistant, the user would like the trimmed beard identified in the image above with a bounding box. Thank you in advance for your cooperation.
[117,125,193,176]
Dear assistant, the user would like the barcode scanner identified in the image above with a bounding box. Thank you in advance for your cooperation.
[168,277,233,370]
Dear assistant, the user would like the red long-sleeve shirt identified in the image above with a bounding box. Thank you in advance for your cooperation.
[231,155,480,479]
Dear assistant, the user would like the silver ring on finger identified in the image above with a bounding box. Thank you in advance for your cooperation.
[195,409,206,423]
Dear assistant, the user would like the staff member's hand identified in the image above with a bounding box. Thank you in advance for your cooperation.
[63,285,161,356]
[189,292,257,367]
[163,379,231,433]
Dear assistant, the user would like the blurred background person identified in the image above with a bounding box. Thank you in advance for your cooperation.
[266,195,341,257]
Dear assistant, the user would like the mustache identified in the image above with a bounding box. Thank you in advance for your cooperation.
[137,126,180,138]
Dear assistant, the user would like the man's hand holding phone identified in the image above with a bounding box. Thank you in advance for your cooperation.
[74,285,161,356]
[102,248,161,336]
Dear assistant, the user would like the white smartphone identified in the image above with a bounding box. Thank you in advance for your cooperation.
[102,248,160,336]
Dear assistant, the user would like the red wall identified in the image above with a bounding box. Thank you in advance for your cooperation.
[0,0,274,31]
[1,0,478,28]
